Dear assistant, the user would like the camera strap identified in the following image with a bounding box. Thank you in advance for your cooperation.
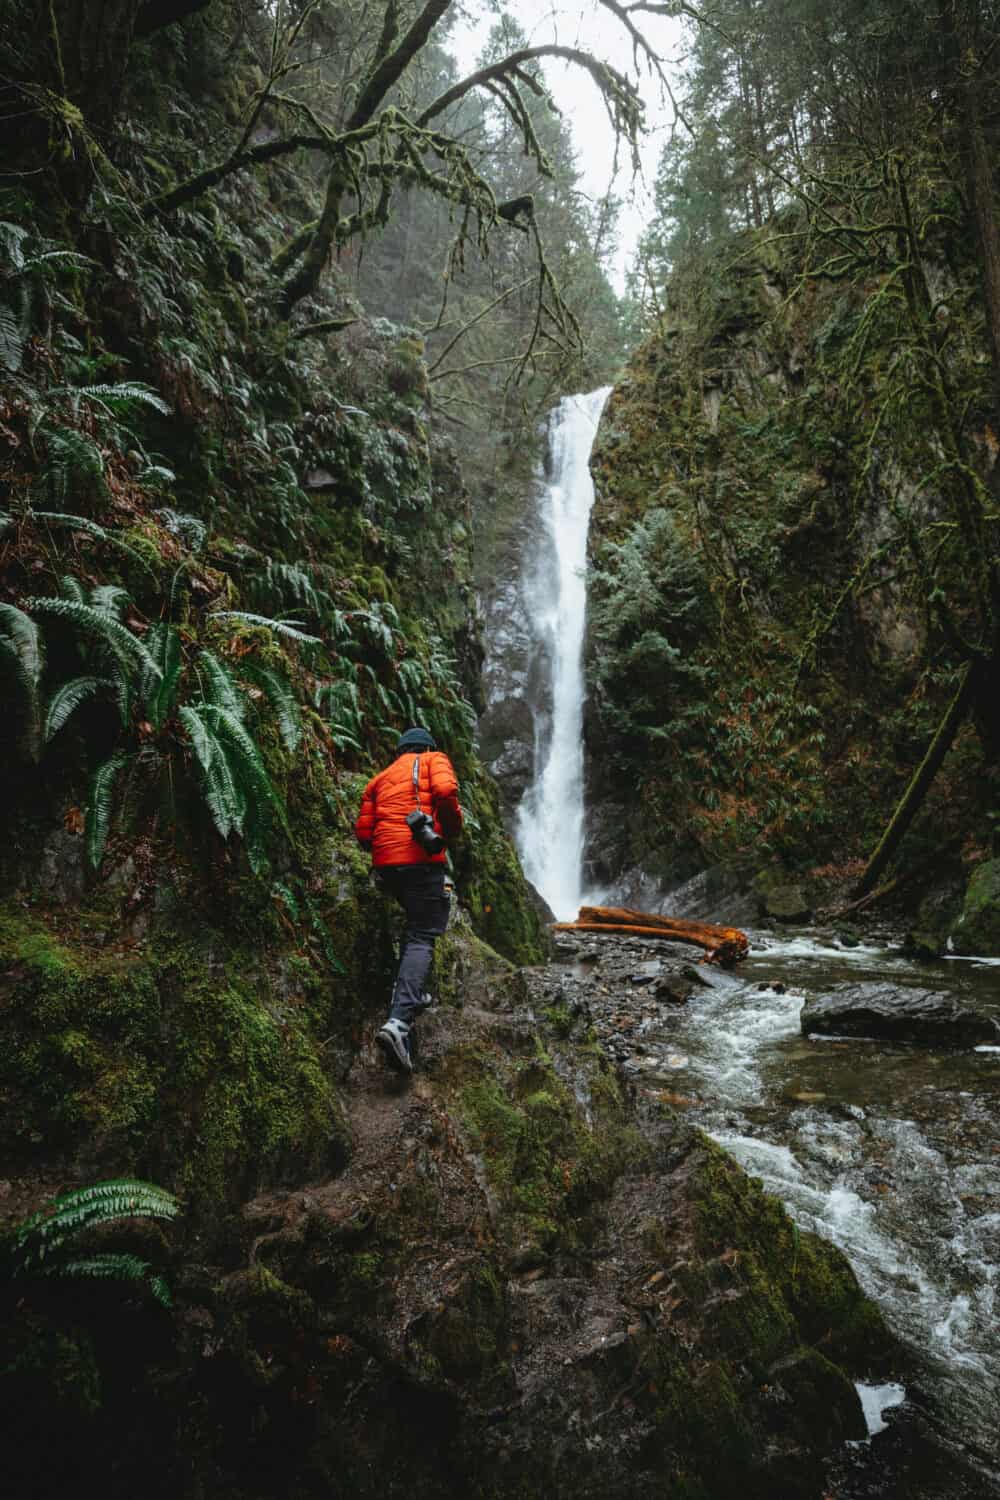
[411,754,423,812]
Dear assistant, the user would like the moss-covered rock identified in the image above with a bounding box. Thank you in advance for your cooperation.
[951,857,1000,956]
[0,903,350,1220]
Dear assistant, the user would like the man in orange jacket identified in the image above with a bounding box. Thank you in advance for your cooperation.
[354,725,463,1073]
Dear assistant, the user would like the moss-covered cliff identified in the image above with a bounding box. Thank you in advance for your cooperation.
[587,204,999,903]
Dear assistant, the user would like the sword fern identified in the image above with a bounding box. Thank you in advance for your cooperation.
[243,662,302,751]
[85,752,132,869]
[23,597,161,683]
[0,601,44,759]
[7,1178,179,1308]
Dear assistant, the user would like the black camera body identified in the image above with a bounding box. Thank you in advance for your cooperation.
[406,807,445,855]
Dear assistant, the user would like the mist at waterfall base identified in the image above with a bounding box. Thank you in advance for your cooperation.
[515,388,611,921]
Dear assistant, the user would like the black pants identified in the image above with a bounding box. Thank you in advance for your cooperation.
[378,864,451,1026]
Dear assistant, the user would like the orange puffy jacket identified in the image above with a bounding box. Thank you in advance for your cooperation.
[354,750,463,867]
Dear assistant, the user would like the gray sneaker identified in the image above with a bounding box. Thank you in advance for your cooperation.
[376,1018,412,1073]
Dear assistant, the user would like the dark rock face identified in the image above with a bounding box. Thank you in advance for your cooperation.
[582,799,632,889]
[478,568,537,815]
[801,984,1000,1046]
[477,481,544,825]
[599,860,758,928]
[752,870,816,924]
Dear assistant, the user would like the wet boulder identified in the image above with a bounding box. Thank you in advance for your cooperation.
[752,870,814,924]
[801,983,999,1046]
[951,858,1000,957]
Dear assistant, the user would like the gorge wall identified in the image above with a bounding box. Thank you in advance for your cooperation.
[0,9,925,1496]
[583,205,1000,926]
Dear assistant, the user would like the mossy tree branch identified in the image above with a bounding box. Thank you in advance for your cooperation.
[854,664,975,895]
[140,0,652,343]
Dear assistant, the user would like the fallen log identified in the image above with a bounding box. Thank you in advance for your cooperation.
[552,905,749,967]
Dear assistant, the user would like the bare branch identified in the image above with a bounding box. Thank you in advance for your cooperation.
[427,277,534,375]
[417,44,644,168]
[429,355,526,382]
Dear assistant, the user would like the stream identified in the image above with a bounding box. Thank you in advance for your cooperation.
[556,930,1000,1497]
[498,388,999,1493]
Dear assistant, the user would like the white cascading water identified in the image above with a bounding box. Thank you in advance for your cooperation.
[515,387,611,920]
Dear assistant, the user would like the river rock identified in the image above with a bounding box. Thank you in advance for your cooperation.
[760,882,813,923]
[801,983,1000,1046]
[950,858,1000,957]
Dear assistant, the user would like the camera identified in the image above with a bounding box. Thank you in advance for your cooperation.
[406,808,445,854]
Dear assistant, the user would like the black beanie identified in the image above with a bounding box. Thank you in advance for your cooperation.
[396,726,437,753]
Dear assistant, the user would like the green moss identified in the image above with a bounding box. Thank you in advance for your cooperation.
[699,1248,795,1374]
[0,904,349,1223]
[457,1040,646,1258]
[953,857,1000,955]
[6,918,80,979]
[350,1250,383,1286]
[422,1263,506,1379]
[690,1136,888,1369]
[649,1344,755,1483]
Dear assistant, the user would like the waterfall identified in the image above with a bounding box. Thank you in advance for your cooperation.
[515,387,611,921]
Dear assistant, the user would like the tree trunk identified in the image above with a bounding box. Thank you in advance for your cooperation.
[854,665,975,896]
[943,1,1000,432]
[277,163,350,319]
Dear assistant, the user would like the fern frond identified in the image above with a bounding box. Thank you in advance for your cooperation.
[13,1178,179,1260]
[203,704,290,837]
[11,1179,178,1304]
[60,574,86,603]
[155,507,205,553]
[197,649,246,720]
[85,752,130,869]
[42,1254,172,1306]
[89,584,131,619]
[180,705,242,838]
[0,602,44,759]
[50,381,171,419]
[271,880,300,921]
[327,608,351,642]
[22,248,93,273]
[139,464,177,488]
[251,560,329,619]
[209,610,320,644]
[144,622,182,728]
[43,676,105,743]
[0,220,28,271]
[111,664,131,728]
[244,663,302,751]
[24,597,160,682]
[34,427,106,500]
[0,298,27,374]
[32,512,156,575]
[0,600,44,682]
[397,658,426,693]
